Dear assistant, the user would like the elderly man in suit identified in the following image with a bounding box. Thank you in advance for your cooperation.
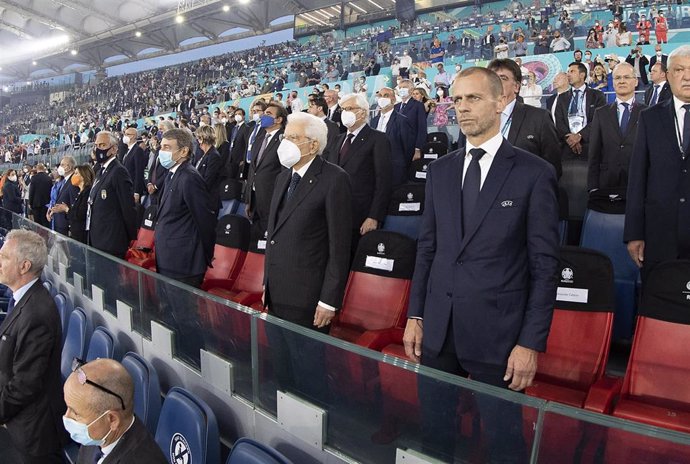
[121,126,147,203]
[626,45,690,284]
[488,59,562,178]
[27,163,52,228]
[50,156,80,234]
[0,230,68,463]
[371,87,415,186]
[588,62,647,204]
[644,62,672,106]
[395,79,428,160]
[403,67,560,462]
[65,359,167,464]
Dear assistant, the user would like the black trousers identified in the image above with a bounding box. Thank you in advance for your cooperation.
[32,206,49,228]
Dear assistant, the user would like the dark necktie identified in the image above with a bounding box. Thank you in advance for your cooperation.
[286,172,301,200]
[619,102,631,133]
[256,134,271,164]
[683,104,690,155]
[650,85,660,105]
[462,148,486,233]
[569,89,580,114]
[92,449,103,463]
[339,133,354,164]
[247,124,260,162]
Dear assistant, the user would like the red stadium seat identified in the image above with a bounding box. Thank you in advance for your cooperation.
[126,206,157,270]
[201,214,251,293]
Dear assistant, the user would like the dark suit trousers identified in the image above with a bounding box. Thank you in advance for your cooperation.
[0,428,65,464]
[32,206,49,228]
[418,313,528,464]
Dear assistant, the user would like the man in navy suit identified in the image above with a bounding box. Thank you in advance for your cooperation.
[371,87,415,186]
[403,67,560,462]
[50,156,79,235]
[626,45,690,283]
[121,126,147,203]
[396,79,428,159]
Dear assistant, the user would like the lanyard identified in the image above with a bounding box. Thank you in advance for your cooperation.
[500,112,513,137]
[673,106,686,158]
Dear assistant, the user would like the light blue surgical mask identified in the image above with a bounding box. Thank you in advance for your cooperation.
[63,410,113,447]
[158,150,175,169]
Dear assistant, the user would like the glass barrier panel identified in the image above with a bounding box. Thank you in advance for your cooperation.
[84,247,140,318]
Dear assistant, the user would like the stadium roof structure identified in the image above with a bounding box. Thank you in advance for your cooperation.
[0,0,329,83]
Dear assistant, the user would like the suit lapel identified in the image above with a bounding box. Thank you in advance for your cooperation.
[273,157,323,234]
[623,104,644,140]
[507,102,526,144]
[157,164,184,215]
[450,152,466,248]
[0,281,39,337]
[268,171,292,234]
[341,125,370,169]
[256,131,281,169]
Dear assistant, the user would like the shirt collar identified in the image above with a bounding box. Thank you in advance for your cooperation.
[347,124,365,138]
[101,416,136,457]
[170,159,186,174]
[674,96,690,114]
[573,84,587,93]
[293,156,316,177]
[503,98,517,117]
[11,278,38,305]
[465,131,503,159]
[655,80,667,87]
[616,96,635,106]
[102,156,116,170]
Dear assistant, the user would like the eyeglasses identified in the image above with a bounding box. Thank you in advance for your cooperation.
[612,75,636,81]
[71,358,126,410]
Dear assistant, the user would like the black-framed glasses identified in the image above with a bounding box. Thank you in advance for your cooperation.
[71,358,126,410]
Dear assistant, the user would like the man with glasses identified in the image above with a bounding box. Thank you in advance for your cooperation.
[0,229,68,463]
[64,358,166,463]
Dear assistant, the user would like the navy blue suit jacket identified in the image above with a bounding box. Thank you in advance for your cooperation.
[52,173,79,234]
[154,161,216,279]
[371,110,415,186]
[122,144,147,196]
[409,140,560,366]
[396,98,428,150]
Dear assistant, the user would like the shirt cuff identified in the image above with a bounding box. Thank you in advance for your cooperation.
[409,316,423,320]
[318,301,337,312]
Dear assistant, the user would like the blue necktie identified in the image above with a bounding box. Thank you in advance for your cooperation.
[650,85,660,105]
[462,148,486,234]
[569,89,580,114]
[619,102,631,134]
[247,124,260,162]
[286,173,301,200]
[92,449,103,463]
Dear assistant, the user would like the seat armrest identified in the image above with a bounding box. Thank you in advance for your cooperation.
[356,327,405,351]
[584,376,623,414]
[235,291,262,307]
[201,278,235,293]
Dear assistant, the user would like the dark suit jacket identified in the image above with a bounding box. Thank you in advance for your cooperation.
[88,158,138,258]
[328,104,346,133]
[625,100,690,266]
[1,181,22,214]
[0,280,68,456]
[53,173,80,234]
[228,122,255,178]
[76,416,166,464]
[323,118,341,158]
[625,54,650,86]
[67,186,91,243]
[643,81,672,106]
[195,146,223,212]
[154,161,216,279]
[649,54,668,72]
[264,156,352,318]
[122,144,147,196]
[371,110,415,186]
[555,87,607,159]
[243,128,285,233]
[409,141,560,366]
[507,101,562,178]
[324,124,393,227]
[588,101,646,192]
[396,98,428,150]
[27,171,51,209]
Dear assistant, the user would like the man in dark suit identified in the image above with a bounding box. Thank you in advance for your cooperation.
[403,67,559,462]
[121,126,147,203]
[64,359,166,464]
[588,63,647,201]
[155,128,216,287]
[145,132,169,206]
[396,80,428,160]
[481,28,496,60]
[194,125,224,214]
[0,230,68,463]
[546,72,569,123]
[227,108,251,179]
[626,45,690,283]
[263,112,352,406]
[307,95,341,156]
[324,93,393,255]
[87,131,138,259]
[625,46,650,89]
[644,62,672,106]
[648,44,668,72]
[371,87,415,186]
[244,102,287,234]
[27,163,52,228]
[488,59,562,178]
[324,90,345,133]
[50,156,80,235]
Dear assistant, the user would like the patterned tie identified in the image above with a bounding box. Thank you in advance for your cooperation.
[569,89,580,114]
[462,148,486,234]
[619,102,631,133]
[286,172,301,200]
[650,85,660,105]
[683,104,690,155]
[339,133,354,164]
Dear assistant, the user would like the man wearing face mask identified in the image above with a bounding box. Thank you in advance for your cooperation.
[307,96,340,156]
[228,108,250,179]
[63,358,166,464]
[371,87,415,186]
[325,94,392,256]
[121,126,147,203]
[395,80,427,161]
[649,44,668,72]
[324,90,345,133]
[241,100,268,180]
[27,163,52,228]
[87,131,138,259]
[244,103,287,234]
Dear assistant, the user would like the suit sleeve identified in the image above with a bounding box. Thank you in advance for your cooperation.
[28,181,35,208]
[319,171,353,308]
[624,111,649,242]
[554,94,570,140]
[183,170,217,266]
[115,167,138,241]
[518,164,560,352]
[134,148,147,196]
[202,153,223,193]
[587,108,604,191]
[369,133,393,222]
[414,103,428,150]
[538,110,562,179]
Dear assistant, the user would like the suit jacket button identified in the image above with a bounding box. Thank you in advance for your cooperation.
[620,145,624,149]
[446,292,453,298]
[681,198,686,203]
[684,169,688,174]
[270,240,275,245]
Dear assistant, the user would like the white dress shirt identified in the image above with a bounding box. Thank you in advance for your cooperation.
[377,109,392,132]
[462,131,503,189]
[616,96,636,125]
[674,96,690,151]
[500,99,517,136]
[10,278,39,307]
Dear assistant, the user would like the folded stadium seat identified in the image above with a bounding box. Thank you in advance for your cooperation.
[426,131,449,147]
[420,141,448,161]
[85,326,120,362]
[226,437,294,464]
[122,352,162,435]
[60,308,92,381]
[382,183,425,240]
[155,387,220,464]
[201,214,251,293]
[206,225,266,311]
[54,293,73,344]
[409,158,433,183]
[218,179,244,218]
[43,280,53,295]
[125,205,157,269]
[580,208,640,339]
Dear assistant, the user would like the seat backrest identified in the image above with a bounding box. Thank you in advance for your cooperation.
[53,293,73,343]
[227,438,293,464]
[426,131,449,146]
[86,326,119,362]
[219,179,244,201]
[155,387,220,464]
[132,228,155,251]
[141,205,157,231]
[205,215,251,282]
[622,260,690,406]
[61,308,92,381]
[421,141,448,160]
[580,209,638,280]
[122,352,162,435]
[230,226,267,294]
[385,183,425,218]
[43,280,52,294]
[536,246,615,389]
[409,158,432,183]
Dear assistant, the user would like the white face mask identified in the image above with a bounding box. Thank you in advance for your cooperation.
[277,139,310,169]
[57,166,66,177]
[199,122,207,127]
[8,175,17,182]
[377,97,392,109]
[122,135,131,145]
[398,88,409,98]
[234,114,244,123]
[221,118,228,124]
[252,113,261,122]
[455,65,461,72]
[656,51,662,56]
[341,110,357,128]
[437,89,445,98]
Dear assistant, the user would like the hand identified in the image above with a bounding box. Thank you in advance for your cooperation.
[313,305,335,329]
[147,184,156,195]
[245,205,252,218]
[565,133,580,149]
[403,318,423,362]
[134,193,141,203]
[627,240,645,267]
[504,345,538,391]
[360,218,378,235]
[412,148,422,161]
[572,141,582,155]
[46,210,53,221]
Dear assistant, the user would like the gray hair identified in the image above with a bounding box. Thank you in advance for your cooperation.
[98,131,119,147]
[61,156,76,169]
[668,45,690,70]
[339,93,371,122]
[287,112,328,156]
[158,120,175,132]
[6,229,47,276]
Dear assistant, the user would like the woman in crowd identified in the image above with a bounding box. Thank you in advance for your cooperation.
[195,124,223,214]
[51,164,94,243]
[412,87,435,116]
[616,24,632,47]
[214,122,230,164]
[1,169,23,214]
[521,71,543,108]
[432,87,452,126]
[585,29,601,49]
[590,62,609,91]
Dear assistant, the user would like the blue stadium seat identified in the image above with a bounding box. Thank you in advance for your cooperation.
[61,308,92,381]
[85,326,120,362]
[155,387,220,464]
[43,280,52,295]
[580,209,640,339]
[226,438,293,464]
[218,180,243,218]
[382,183,425,240]
[122,352,161,436]
[53,293,73,344]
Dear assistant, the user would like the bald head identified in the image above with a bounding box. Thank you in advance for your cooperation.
[65,358,134,417]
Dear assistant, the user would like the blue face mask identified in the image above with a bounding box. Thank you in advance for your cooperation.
[63,410,112,447]
[260,115,275,128]
[158,150,176,169]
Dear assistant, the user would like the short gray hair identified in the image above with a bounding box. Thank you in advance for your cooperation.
[98,131,119,147]
[61,156,76,169]
[6,229,47,276]
[340,93,371,122]
[287,112,328,156]
[669,45,690,70]
[158,120,175,132]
